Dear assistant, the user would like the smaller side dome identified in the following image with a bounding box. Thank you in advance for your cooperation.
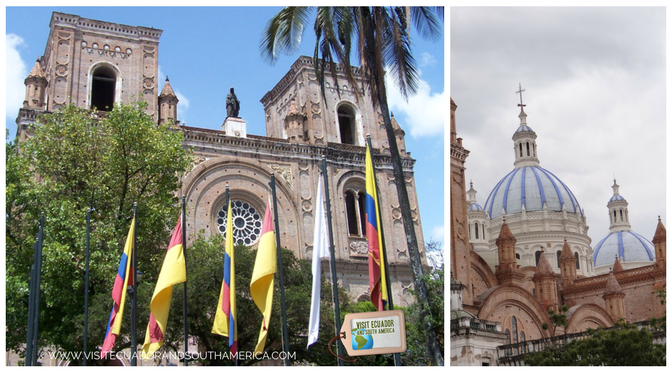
[609,194,626,202]
[514,124,534,134]
[469,203,484,211]
[592,230,654,267]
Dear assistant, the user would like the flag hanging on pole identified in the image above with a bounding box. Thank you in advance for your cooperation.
[308,175,330,349]
[212,199,238,354]
[141,217,187,359]
[365,143,389,311]
[101,217,136,357]
[250,199,277,355]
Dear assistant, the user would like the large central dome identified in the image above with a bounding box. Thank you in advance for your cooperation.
[466,101,594,277]
[483,165,583,219]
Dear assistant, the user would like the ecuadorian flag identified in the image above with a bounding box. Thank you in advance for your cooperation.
[212,200,238,353]
[365,143,388,311]
[101,217,135,357]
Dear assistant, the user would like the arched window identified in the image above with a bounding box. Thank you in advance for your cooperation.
[91,64,117,111]
[557,250,562,268]
[505,329,511,345]
[482,224,485,240]
[516,253,520,260]
[345,189,366,236]
[620,209,623,222]
[475,222,479,239]
[613,210,617,223]
[520,332,526,352]
[511,316,518,343]
[338,104,356,145]
[574,252,580,269]
[519,143,523,157]
[468,223,471,240]
[526,142,530,156]
[535,251,542,266]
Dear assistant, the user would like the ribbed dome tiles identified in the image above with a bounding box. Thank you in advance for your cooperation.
[483,165,583,219]
[592,230,654,267]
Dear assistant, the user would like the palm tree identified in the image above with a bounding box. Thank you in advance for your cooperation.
[261,7,444,366]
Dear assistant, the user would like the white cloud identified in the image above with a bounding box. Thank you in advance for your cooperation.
[385,72,445,138]
[176,90,190,121]
[420,52,437,68]
[430,225,444,243]
[6,34,28,119]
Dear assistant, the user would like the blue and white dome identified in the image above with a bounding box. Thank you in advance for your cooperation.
[514,124,534,133]
[483,165,583,219]
[469,203,484,211]
[609,194,626,202]
[592,231,654,267]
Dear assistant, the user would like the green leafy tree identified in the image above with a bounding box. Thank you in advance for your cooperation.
[402,240,443,366]
[6,102,192,361]
[524,321,666,366]
[542,304,569,337]
[261,6,444,365]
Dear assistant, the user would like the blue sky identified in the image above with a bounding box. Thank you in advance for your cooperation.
[4,7,446,247]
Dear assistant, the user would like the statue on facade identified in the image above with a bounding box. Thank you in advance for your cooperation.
[226,87,240,118]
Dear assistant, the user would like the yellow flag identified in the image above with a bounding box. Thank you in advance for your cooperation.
[141,218,186,360]
[250,201,277,355]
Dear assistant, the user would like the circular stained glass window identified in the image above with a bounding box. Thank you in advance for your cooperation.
[216,200,263,246]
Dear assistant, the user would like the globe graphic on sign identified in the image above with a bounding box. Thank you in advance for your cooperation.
[351,328,374,350]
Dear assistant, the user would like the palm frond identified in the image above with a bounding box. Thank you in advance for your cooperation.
[260,7,312,65]
[409,6,443,41]
[383,7,419,100]
[312,7,361,105]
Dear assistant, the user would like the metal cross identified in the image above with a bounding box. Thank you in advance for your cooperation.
[516,83,526,108]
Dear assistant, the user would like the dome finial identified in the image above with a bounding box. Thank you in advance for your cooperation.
[612,179,620,196]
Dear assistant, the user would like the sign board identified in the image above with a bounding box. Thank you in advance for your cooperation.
[339,310,407,356]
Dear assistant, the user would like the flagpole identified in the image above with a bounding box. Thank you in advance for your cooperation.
[32,212,44,366]
[25,212,44,366]
[83,208,91,366]
[270,174,291,366]
[366,136,402,366]
[131,202,138,366]
[321,157,345,366]
[182,195,189,366]
[25,228,37,365]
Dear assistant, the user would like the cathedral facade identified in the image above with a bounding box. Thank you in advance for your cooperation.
[450,97,666,366]
[16,12,426,321]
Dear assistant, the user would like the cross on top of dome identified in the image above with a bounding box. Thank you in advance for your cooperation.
[516,83,528,126]
[516,83,526,109]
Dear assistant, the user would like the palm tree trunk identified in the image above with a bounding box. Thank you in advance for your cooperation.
[370,8,443,364]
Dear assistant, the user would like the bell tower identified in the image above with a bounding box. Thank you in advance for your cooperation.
[17,12,163,141]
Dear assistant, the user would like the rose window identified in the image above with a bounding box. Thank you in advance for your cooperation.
[216,200,263,246]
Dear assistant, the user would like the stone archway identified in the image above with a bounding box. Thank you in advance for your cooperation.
[470,250,498,298]
[477,284,551,341]
[565,303,614,334]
